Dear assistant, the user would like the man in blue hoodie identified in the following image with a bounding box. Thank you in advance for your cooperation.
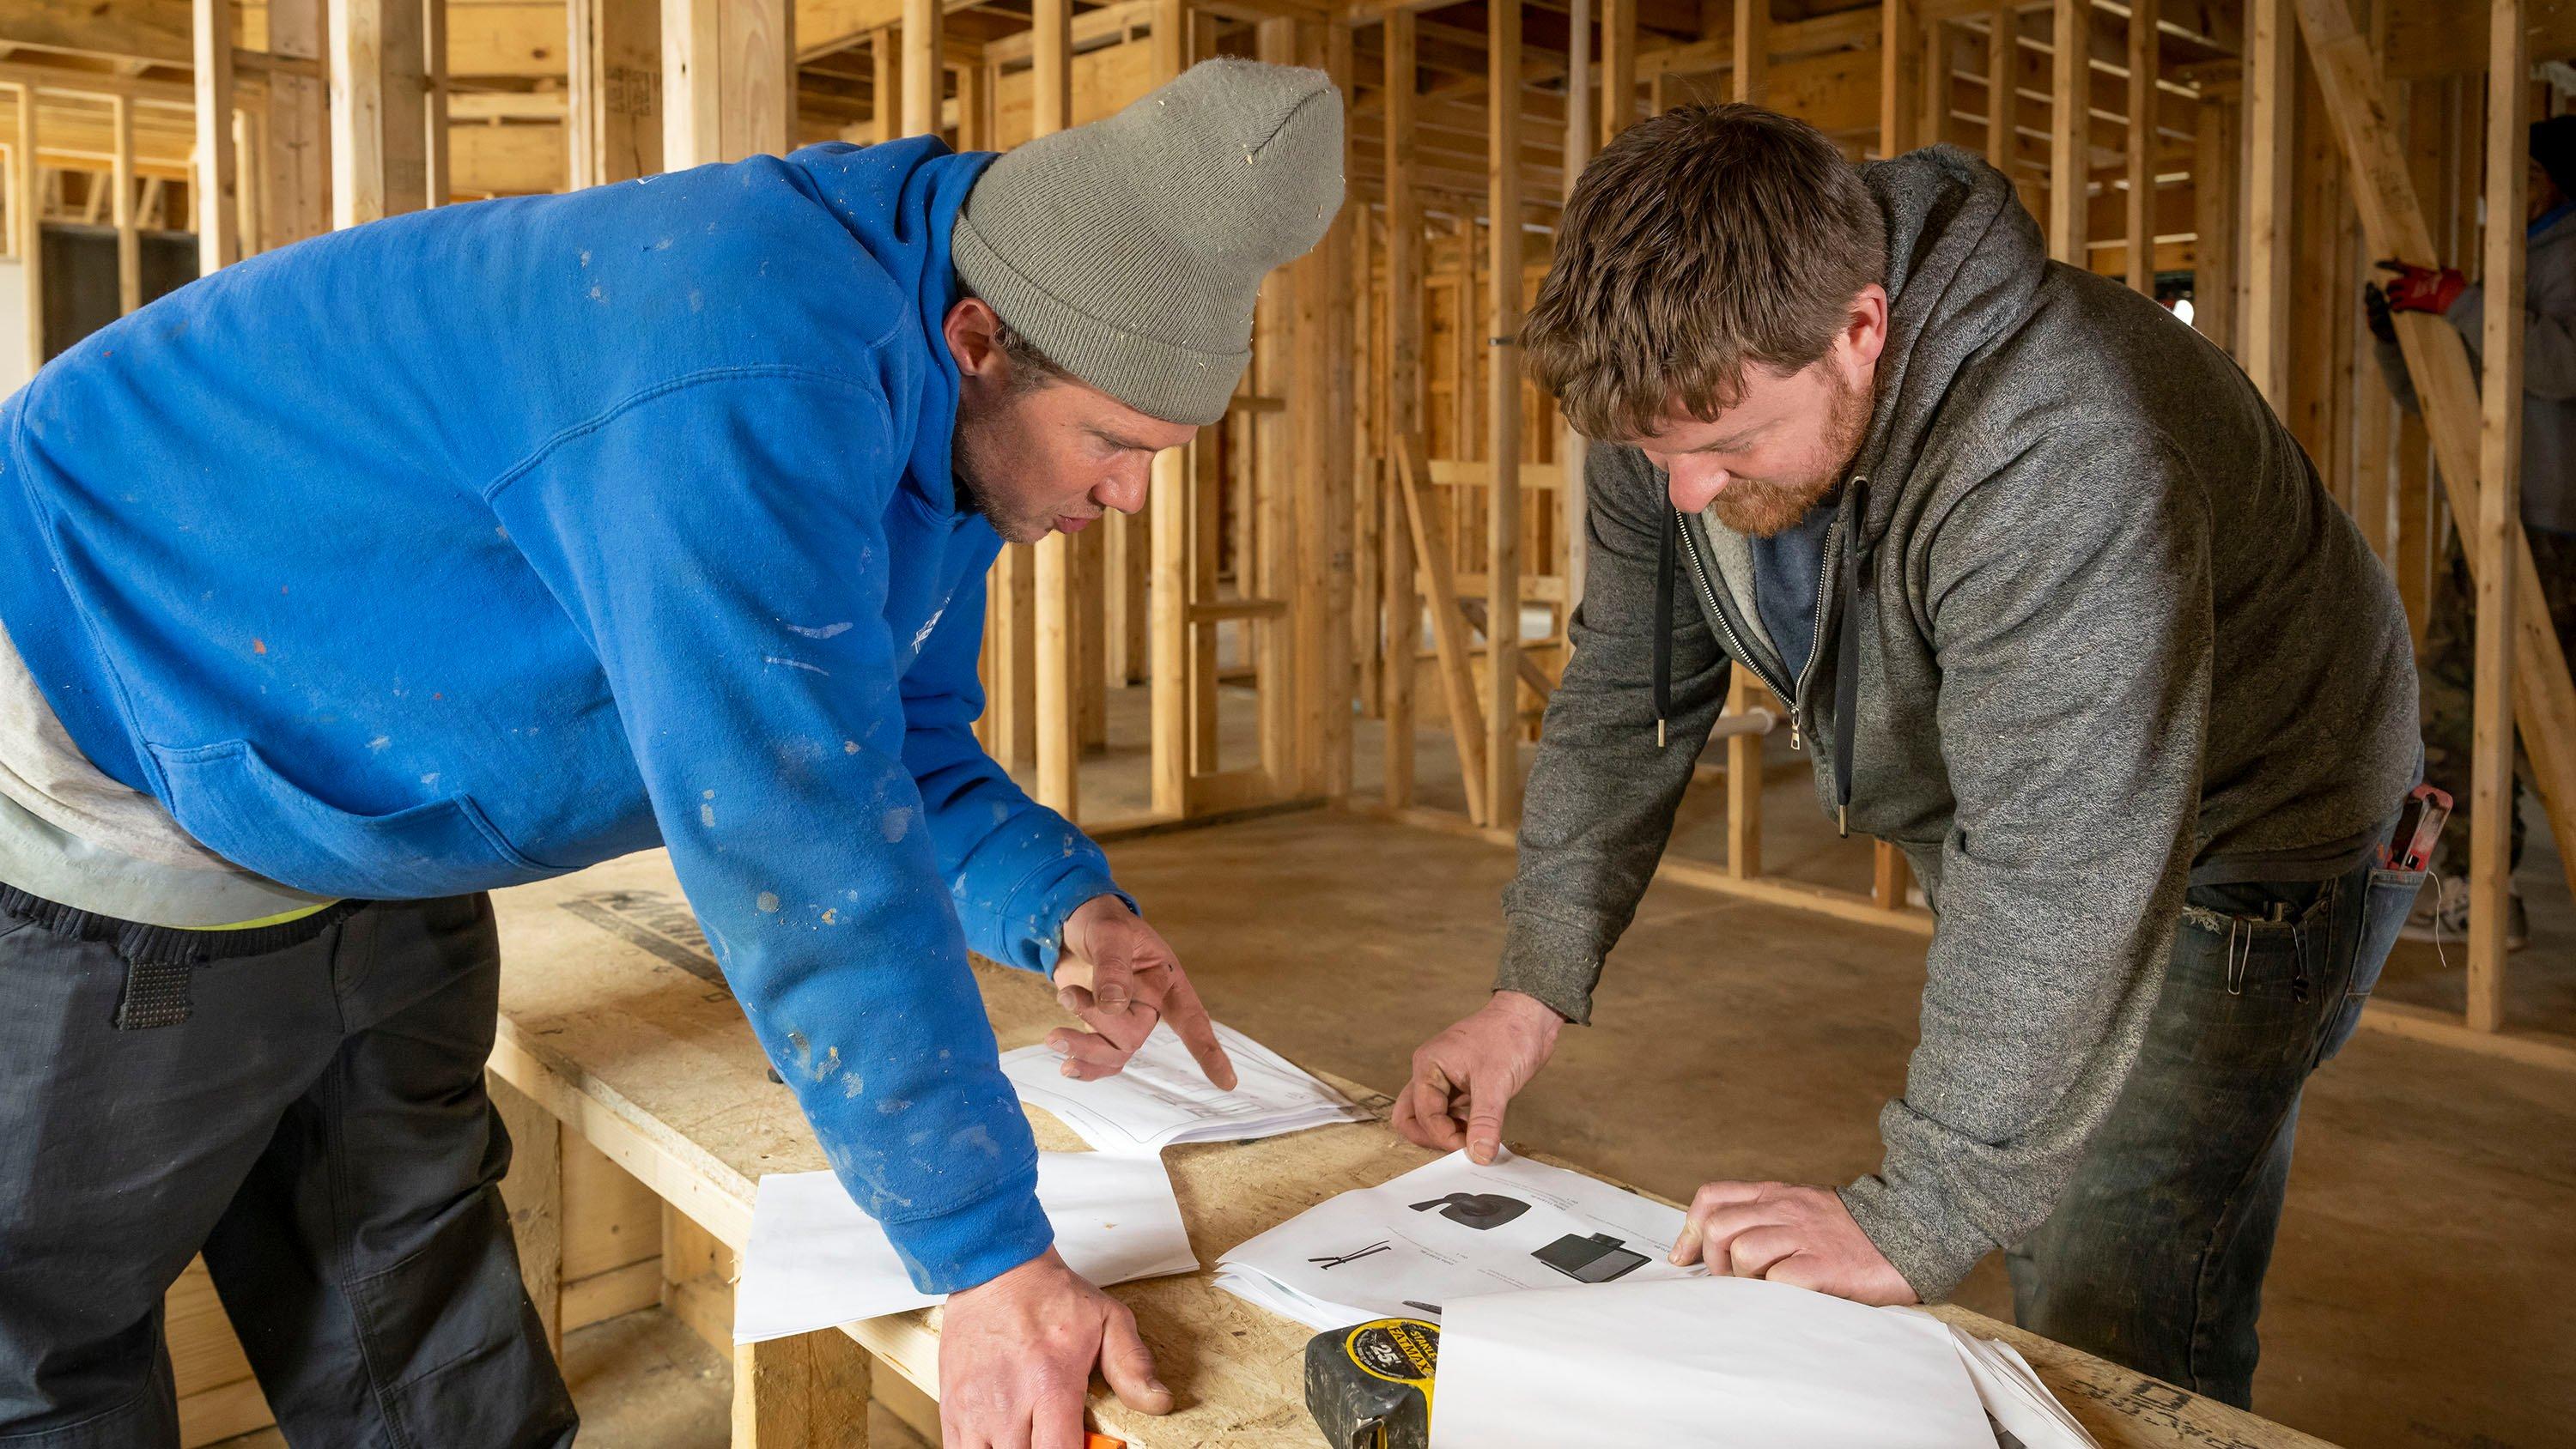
[0,58,1342,1449]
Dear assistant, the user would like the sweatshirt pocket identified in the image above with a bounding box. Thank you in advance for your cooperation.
[149,739,556,900]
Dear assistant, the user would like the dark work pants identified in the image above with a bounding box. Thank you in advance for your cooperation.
[0,892,577,1448]
[2004,853,2421,1410]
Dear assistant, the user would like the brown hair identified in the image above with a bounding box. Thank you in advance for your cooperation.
[1524,103,1886,441]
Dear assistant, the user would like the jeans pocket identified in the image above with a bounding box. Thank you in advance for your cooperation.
[2317,865,2425,1065]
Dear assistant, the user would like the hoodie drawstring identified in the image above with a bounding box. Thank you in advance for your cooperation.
[1653,505,1676,748]
[1832,479,1869,836]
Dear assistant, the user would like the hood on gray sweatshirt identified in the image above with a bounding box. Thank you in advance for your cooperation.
[1501,146,2419,1298]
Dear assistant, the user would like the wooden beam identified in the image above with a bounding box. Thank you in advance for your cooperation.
[1147,0,1188,820]
[1883,0,1922,154]
[662,0,791,167]
[902,0,942,136]
[1732,0,1768,105]
[1485,0,1524,828]
[1559,0,1591,622]
[2466,0,2524,1031]
[8,88,36,375]
[1601,0,1634,148]
[2189,79,2237,355]
[265,0,328,246]
[2290,0,2576,923]
[1397,439,1489,822]
[192,0,236,268]
[2046,0,2087,260]
[2244,0,2293,406]
[0,1,192,66]
[1317,18,1357,798]
[569,0,662,186]
[2124,0,2155,291]
[1383,9,1422,810]
[330,0,430,225]
[1030,0,1076,818]
[1985,1,2013,167]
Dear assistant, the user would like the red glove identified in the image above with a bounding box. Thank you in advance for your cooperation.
[2376,260,2468,315]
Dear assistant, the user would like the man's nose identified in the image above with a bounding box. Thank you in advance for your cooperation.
[1666,460,1728,514]
[1097,463,1151,517]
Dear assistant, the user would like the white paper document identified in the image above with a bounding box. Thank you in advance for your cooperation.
[1000,1020,1366,1156]
[732,1153,1199,1344]
[1429,1277,1998,1449]
[1940,1325,2100,1449]
[1213,1149,1705,1331]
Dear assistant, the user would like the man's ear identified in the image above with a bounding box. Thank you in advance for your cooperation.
[945,296,1005,383]
[1844,285,1890,373]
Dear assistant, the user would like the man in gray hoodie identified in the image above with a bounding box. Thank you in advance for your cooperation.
[1392,106,2421,1409]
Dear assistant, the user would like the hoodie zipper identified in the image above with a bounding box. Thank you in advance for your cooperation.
[1671,499,1849,754]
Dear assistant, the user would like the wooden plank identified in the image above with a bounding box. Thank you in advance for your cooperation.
[1396,438,1490,822]
[1601,0,1635,147]
[1148,0,1189,821]
[1883,0,1921,155]
[2190,82,2239,355]
[902,0,942,137]
[662,0,789,167]
[2046,0,2088,261]
[1733,0,1769,106]
[2245,0,2294,406]
[1383,9,1422,811]
[2384,0,2576,81]
[9,88,37,375]
[330,0,431,225]
[1558,0,1592,621]
[2125,0,2156,292]
[193,0,237,270]
[562,1256,664,1328]
[1985,3,2014,167]
[491,1069,565,1359]
[2357,998,2576,1073]
[569,0,662,186]
[1485,0,1524,830]
[1873,838,1913,909]
[732,1331,874,1446]
[177,1374,275,1448]
[2292,0,2576,920]
[2466,0,2524,1032]
[1425,458,1566,492]
[1031,0,1077,822]
[1321,19,1357,800]
[264,0,329,246]
[110,95,136,313]
[1726,666,1763,877]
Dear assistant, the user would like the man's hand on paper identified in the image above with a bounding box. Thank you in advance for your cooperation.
[1668,1181,1917,1306]
[939,1246,1170,1449]
[1391,990,1562,1164]
[1050,894,1236,1089]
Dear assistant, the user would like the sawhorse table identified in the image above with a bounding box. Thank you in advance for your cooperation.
[483,851,2338,1448]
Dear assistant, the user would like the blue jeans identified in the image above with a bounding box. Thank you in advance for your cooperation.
[2004,852,2421,1409]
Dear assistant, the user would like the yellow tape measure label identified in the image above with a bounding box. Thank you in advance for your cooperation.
[1342,1319,1439,1410]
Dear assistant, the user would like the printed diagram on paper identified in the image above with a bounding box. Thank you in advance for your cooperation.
[1217,1149,1708,1331]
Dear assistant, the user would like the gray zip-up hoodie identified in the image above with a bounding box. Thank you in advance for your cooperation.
[1495,147,2420,1300]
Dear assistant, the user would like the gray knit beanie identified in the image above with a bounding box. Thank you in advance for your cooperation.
[951,58,1346,426]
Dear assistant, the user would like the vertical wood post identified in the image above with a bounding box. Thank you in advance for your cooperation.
[196,0,240,268]
[2126,0,2157,291]
[2190,73,2239,355]
[902,0,943,138]
[1382,10,1422,809]
[1148,0,1192,818]
[112,96,139,315]
[10,90,39,375]
[332,0,434,225]
[2245,0,2295,406]
[1601,0,1634,149]
[268,0,331,247]
[660,0,790,168]
[2047,0,2088,264]
[489,1073,563,1360]
[1485,0,1524,828]
[1032,0,1079,819]
[2465,0,2525,1029]
[571,0,664,186]
[1880,0,1921,157]
[1733,0,1769,108]
[1985,3,2013,168]
[1560,0,1591,615]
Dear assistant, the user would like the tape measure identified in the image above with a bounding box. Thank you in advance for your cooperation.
[1304,1317,1439,1449]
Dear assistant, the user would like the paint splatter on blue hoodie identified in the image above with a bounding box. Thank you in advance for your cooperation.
[0,136,1109,1291]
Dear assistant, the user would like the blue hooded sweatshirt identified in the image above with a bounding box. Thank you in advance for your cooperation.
[0,136,1109,1292]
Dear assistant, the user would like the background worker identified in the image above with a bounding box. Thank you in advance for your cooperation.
[1394,107,2421,1410]
[2367,113,2576,947]
[0,59,1340,1449]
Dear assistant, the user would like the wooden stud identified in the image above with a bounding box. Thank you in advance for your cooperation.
[660,0,791,168]
[731,1331,872,1446]
[2465,0,2524,1031]
[1601,0,1635,149]
[1725,668,1761,878]
[1733,0,1769,108]
[1147,0,1190,820]
[1383,10,1422,810]
[2046,0,2087,263]
[2190,79,2239,355]
[424,0,450,206]
[1032,0,1078,820]
[2125,0,2156,292]
[1873,840,1912,910]
[231,108,262,258]
[194,0,239,268]
[266,0,330,246]
[1883,0,1921,157]
[2245,0,2294,407]
[1315,20,1358,799]
[490,1072,564,1360]
[902,0,943,139]
[1984,3,2013,168]
[1485,0,1524,829]
[111,95,138,316]
[871,27,901,144]
[1398,438,1489,822]
[1560,0,1592,615]
[10,92,38,376]
[1919,15,1949,152]
[331,0,432,224]
[569,0,663,187]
